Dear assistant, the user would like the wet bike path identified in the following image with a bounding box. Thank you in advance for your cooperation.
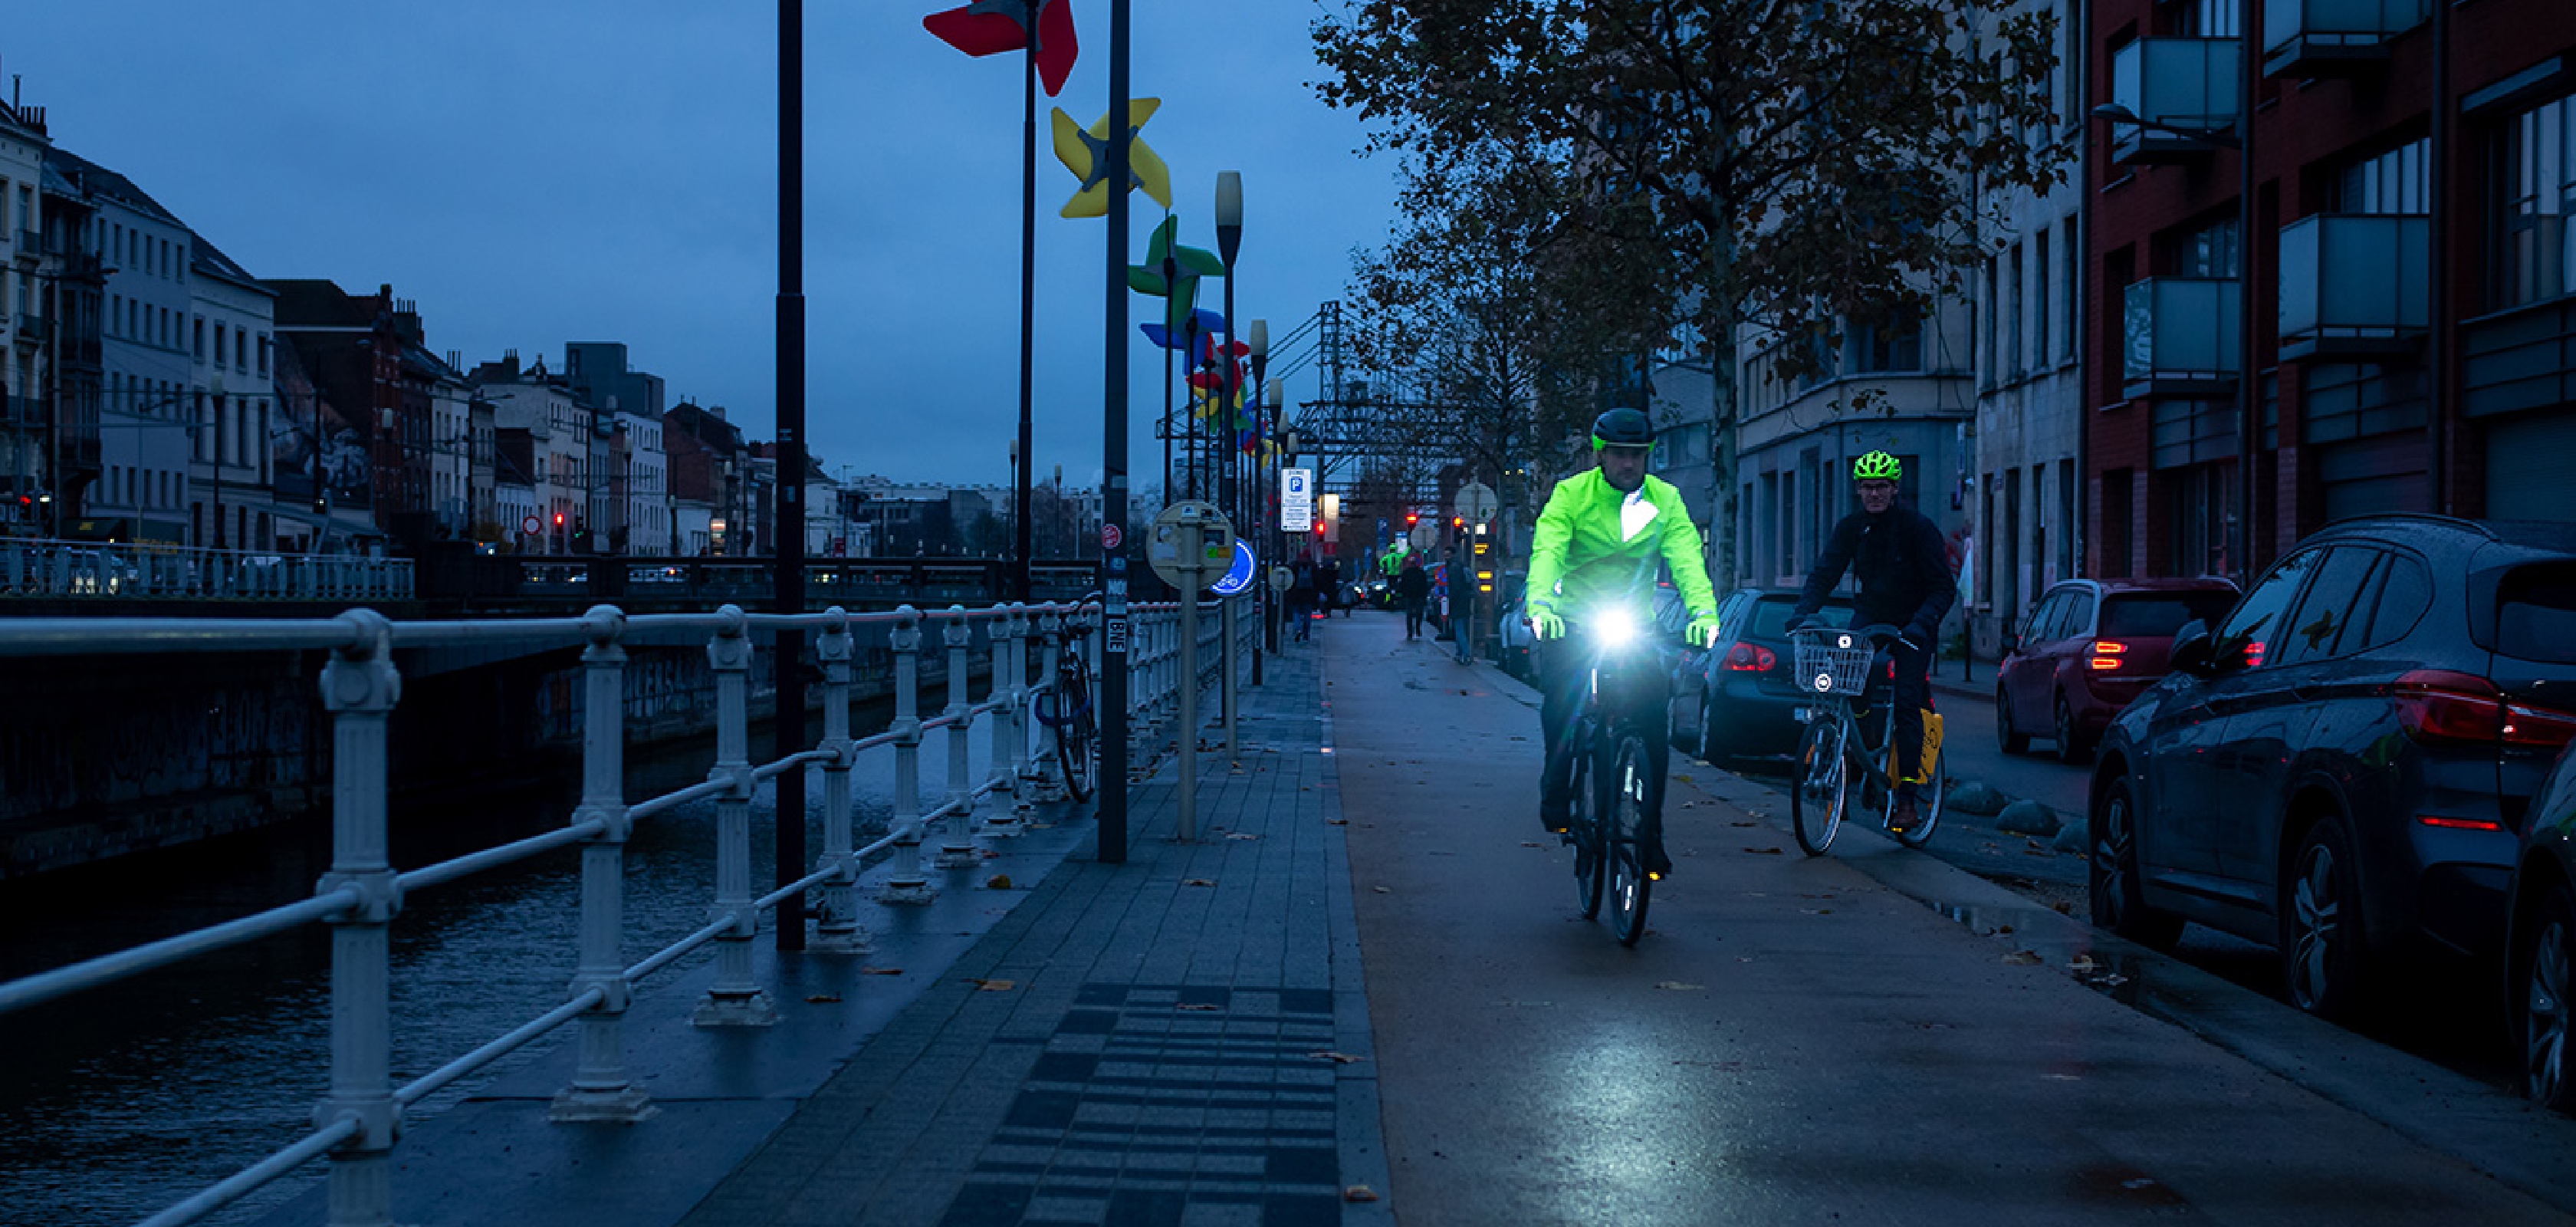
[1322,612,2575,1227]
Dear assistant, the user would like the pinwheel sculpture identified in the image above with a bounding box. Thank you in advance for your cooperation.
[1129,215,1224,334]
[922,0,1079,95]
[1053,100,1174,219]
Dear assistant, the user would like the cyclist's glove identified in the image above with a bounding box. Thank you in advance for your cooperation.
[1686,614,1722,650]
[1784,614,1817,634]
[1530,607,1567,641]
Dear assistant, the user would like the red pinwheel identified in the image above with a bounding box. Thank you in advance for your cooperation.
[924,0,1080,97]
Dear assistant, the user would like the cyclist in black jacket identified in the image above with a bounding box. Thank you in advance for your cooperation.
[1789,452,1957,834]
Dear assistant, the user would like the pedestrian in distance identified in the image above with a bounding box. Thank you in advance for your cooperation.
[1316,557,1342,621]
[1398,554,1431,640]
[1289,552,1317,642]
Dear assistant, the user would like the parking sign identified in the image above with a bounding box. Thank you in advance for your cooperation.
[1280,468,1314,533]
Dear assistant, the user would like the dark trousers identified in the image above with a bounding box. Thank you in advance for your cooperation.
[1886,640,1932,788]
[1402,596,1425,637]
[1289,594,1313,639]
[1537,639,1670,819]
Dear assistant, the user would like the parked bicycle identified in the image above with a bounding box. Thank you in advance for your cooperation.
[1559,608,1673,947]
[1786,623,1947,855]
[1033,596,1099,802]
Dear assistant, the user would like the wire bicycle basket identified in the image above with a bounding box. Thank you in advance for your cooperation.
[1789,628,1875,697]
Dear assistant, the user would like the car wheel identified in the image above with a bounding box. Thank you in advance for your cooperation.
[2282,817,2371,1019]
[2519,885,2576,1114]
[2089,775,2183,949]
[1996,686,2029,755]
[2055,694,2094,765]
[1697,696,1720,763]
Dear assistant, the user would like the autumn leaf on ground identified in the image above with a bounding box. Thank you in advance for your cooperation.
[861,967,905,975]
[1372,886,1391,893]
[1520,841,1545,848]
[1654,981,1705,991]
[1226,832,1260,841]
[971,979,1017,992]
[1326,817,1348,825]
[1176,1002,1221,1012]
[2070,953,2101,974]
[804,993,842,1004]
[1730,821,1757,827]
[1184,878,1217,887]
[1308,1051,1365,1064]
[1343,1186,1381,1203]
[2003,950,2044,965]
[1744,846,1785,855]
[986,874,1014,890]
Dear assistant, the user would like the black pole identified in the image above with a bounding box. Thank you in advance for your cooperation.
[1014,4,1037,600]
[1098,0,1132,864]
[2234,0,2256,586]
[773,0,809,949]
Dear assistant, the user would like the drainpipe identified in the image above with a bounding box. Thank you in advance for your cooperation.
[2426,0,2451,512]
[2236,0,2259,584]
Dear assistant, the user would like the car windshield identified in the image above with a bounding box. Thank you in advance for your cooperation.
[2100,592,2237,638]
[1748,597,1852,640]
[2497,563,2576,664]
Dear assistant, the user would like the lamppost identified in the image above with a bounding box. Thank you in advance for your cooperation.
[774,0,812,948]
[2094,92,2256,585]
[1247,317,1268,682]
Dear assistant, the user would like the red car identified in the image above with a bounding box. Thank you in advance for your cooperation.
[1995,577,2239,763]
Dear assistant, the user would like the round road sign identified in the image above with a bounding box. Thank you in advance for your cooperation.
[521,515,542,535]
[1101,523,1123,550]
[1147,501,1236,590]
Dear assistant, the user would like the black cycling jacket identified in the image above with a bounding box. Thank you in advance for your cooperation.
[1792,502,1957,640]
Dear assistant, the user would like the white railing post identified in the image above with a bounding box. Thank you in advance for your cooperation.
[882,606,935,904]
[1033,608,1066,802]
[935,606,980,869]
[982,603,1022,839]
[314,610,402,1227]
[694,606,776,1027]
[552,604,653,1122]
[813,607,869,952]
[1007,604,1037,813]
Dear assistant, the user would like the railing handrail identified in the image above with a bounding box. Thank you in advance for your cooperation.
[0,593,1267,1227]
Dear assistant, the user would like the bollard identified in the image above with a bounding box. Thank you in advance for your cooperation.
[315,610,402,1227]
[982,603,1022,838]
[1033,609,1068,802]
[813,608,870,952]
[1222,591,1240,758]
[936,606,981,869]
[695,607,776,1027]
[1178,528,1203,844]
[552,606,655,1122]
[881,606,935,904]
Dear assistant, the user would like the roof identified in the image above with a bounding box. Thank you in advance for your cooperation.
[43,146,188,228]
[265,279,384,331]
[189,235,271,294]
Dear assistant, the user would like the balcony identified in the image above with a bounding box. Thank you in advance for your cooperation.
[2262,0,2427,78]
[12,230,36,263]
[12,314,46,349]
[2111,38,2241,166]
[2124,278,2242,398]
[2278,214,2429,359]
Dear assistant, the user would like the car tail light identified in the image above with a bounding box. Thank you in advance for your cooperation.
[2416,815,2508,832]
[1723,643,1776,673]
[2393,670,2576,751]
[2088,640,2130,671]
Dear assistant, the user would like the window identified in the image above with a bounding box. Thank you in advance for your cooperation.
[2100,591,2239,637]
[193,317,205,361]
[258,335,271,377]
[2499,94,2576,308]
[1852,314,1923,373]
[2175,216,2241,278]
[2216,548,2319,669]
[2188,0,2240,37]
[2063,590,2098,638]
[2034,228,2052,364]
[2333,138,2429,215]
[1983,257,2000,383]
[2275,547,2380,666]
[2022,593,2063,643]
[235,327,248,373]
[2061,223,2080,361]
[2008,242,2026,377]
[2361,553,2430,650]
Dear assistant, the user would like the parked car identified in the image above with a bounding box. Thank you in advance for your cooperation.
[1495,595,1537,678]
[1668,587,1856,762]
[2509,725,2576,1114]
[1996,578,2239,764]
[2089,514,2576,1020]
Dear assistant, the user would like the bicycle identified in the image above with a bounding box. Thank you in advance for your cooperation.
[1554,610,1672,947]
[1784,623,1947,856]
[1033,597,1099,803]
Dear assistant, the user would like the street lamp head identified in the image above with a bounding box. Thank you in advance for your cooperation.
[1247,318,1268,359]
[1214,170,1244,268]
[1264,384,1283,410]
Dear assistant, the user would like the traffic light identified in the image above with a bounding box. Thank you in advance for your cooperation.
[554,512,567,527]
[1405,511,1418,527]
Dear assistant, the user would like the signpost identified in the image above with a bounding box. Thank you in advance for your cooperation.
[1280,467,1313,533]
[1455,480,1498,523]
[1149,501,1235,837]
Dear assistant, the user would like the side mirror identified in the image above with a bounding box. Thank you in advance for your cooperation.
[2000,629,2019,656]
[2167,619,2216,676]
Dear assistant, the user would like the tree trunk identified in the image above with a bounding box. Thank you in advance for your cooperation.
[1704,186,1740,592]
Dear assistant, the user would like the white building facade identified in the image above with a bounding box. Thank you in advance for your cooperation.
[62,152,196,544]
[0,104,48,530]
[476,368,586,554]
[186,240,276,550]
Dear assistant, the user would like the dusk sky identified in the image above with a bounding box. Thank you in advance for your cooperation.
[5,1,1398,488]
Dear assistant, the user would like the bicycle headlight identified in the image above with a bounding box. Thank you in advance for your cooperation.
[1593,607,1641,650]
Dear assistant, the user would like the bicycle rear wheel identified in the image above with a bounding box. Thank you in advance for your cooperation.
[1790,715,1848,857]
[1571,736,1605,919]
[1607,733,1656,946]
[1895,742,1944,848]
[1053,678,1096,803]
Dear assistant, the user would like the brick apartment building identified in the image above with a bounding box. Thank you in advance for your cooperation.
[2087,0,2576,580]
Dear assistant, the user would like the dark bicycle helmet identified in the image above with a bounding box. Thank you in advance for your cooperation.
[1591,408,1655,451]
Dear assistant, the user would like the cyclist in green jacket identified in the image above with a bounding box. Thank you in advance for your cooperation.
[1527,409,1723,866]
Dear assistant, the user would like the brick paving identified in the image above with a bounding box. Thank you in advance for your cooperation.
[675,645,1392,1227]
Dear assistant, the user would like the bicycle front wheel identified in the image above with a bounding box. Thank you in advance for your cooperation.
[1895,731,1944,848]
[1790,715,1848,857]
[1607,733,1657,946]
[1054,682,1097,803]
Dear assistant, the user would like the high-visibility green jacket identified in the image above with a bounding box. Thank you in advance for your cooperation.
[1524,470,1719,624]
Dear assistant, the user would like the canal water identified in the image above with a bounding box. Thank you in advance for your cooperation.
[0,716,1004,1227]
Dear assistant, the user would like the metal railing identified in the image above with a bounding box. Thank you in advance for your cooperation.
[0,538,416,601]
[0,594,1261,1227]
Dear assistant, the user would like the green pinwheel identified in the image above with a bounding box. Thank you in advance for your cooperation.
[1128,215,1225,331]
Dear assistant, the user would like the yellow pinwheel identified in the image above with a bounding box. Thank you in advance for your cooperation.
[1052,99,1174,219]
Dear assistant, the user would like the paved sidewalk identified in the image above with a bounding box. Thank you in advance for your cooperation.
[675,647,1392,1227]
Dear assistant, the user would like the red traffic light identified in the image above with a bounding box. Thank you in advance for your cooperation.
[554,512,566,526]
[1405,512,1418,525]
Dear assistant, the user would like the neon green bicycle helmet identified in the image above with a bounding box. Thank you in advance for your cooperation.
[1852,451,1903,482]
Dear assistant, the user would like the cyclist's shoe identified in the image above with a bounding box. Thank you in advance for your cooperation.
[1888,790,1923,836]
[1541,798,1572,835]
[1644,838,1673,879]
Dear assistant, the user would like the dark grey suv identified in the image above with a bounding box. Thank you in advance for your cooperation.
[2088,515,2576,1018]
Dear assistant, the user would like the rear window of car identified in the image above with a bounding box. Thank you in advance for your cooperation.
[2497,563,2576,664]
[2098,591,2237,637]
[1748,597,1853,640]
